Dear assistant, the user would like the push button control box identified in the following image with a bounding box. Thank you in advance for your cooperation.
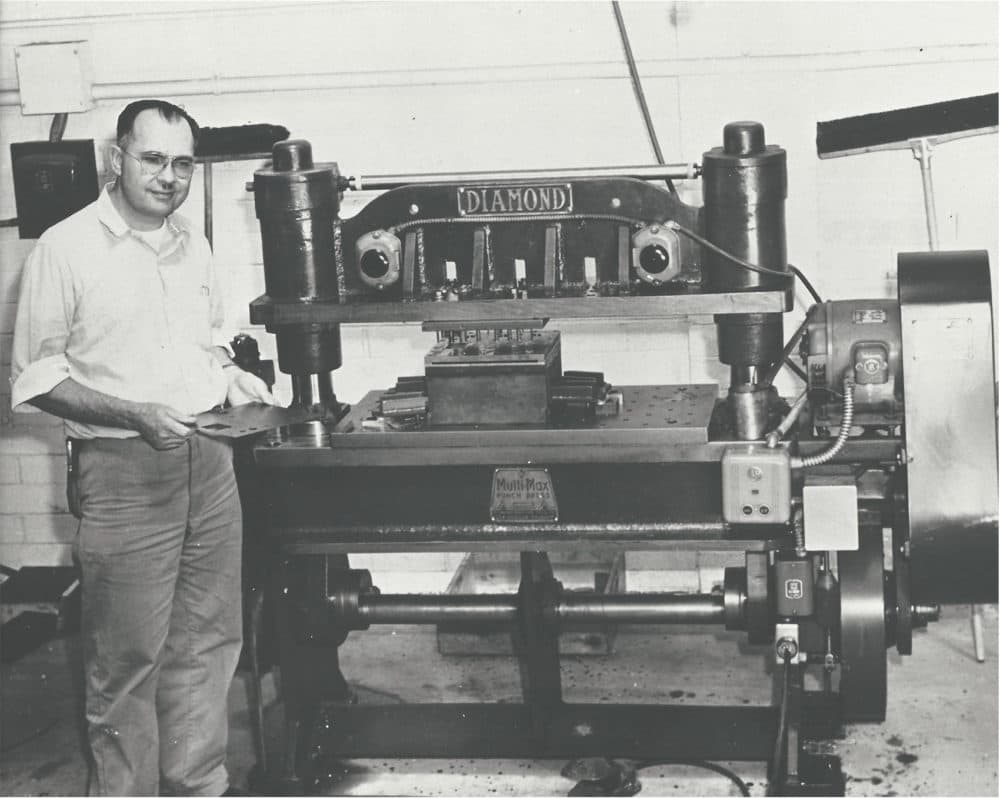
[721,446,791,524]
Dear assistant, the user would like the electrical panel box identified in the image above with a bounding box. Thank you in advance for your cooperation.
[14,41,94,115]
[11,140,99,239]
[721,446,791,524]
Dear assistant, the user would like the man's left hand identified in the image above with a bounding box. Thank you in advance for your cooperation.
[226,369,277,407]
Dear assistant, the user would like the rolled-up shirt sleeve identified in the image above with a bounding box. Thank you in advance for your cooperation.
[10,240,75,412]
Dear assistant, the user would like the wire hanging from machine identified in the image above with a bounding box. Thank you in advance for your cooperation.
[611,1,678,196]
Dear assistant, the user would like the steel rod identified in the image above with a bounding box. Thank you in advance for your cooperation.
[910,138,940,251]
[355,591,725,625]
[358,594,517,624]
[352,164,700,191]
[556,593,725,624]
[203,160,214,249]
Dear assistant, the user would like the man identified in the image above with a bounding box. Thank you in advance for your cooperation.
[10,99,272,796]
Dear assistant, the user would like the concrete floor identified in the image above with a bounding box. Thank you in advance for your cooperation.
[1,604,996,797]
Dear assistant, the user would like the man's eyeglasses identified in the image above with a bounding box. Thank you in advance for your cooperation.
[121,150,196,180]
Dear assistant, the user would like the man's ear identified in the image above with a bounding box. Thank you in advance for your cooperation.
[109,144,123,178]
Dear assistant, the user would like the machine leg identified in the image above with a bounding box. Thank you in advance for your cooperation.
[245,590,269,791]
[514,552,563,742]
[771,661,845,796]
[271,555,352,795]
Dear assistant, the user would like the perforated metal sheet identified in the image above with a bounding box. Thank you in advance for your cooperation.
[195,403,323,439]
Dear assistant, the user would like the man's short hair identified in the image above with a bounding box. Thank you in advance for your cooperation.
[117,99,200,148]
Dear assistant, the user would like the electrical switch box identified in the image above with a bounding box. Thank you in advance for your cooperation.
[11,140,99,239]
[721,446,791,524]
[774,554,815,617]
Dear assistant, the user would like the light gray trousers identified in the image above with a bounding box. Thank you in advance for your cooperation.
[74,435,243,796]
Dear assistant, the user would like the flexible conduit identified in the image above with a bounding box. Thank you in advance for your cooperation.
[790,375,856,469]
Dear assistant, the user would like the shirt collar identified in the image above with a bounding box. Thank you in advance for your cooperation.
[97,183,190,242]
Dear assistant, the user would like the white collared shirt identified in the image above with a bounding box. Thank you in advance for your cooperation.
[10,185,232,439]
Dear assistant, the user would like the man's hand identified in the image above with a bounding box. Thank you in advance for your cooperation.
[226,369,276,407]
[134,403,197,450]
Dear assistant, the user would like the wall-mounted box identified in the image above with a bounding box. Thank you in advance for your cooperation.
[14,41,94,115]
[11,141,100,239]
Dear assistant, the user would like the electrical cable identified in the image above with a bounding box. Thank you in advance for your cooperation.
[768,653,793,792]
[49,112,68,143]
[667,221,825,303]
[610,1,677,195]
[633,759,751,797]
[665,221,794,279]
[389,212,647,236]
[789,264,822,304]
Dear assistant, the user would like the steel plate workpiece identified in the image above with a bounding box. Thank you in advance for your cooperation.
[195,403,324,439]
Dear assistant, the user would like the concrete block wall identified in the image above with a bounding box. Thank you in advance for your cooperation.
[0,2,996,583]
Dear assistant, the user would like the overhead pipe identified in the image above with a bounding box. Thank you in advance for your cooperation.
[1,46,989,109]
[1,65,631,108]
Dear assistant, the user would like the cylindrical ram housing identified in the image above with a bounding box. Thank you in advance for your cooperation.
[254,139,343,375]
[702,121,789,368]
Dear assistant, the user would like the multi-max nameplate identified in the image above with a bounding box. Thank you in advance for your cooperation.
[457,184,573,216]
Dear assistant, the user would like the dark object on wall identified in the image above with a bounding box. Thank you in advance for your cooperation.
[10,139,99,239]
[196,124,290,157]
[816,93,998,157]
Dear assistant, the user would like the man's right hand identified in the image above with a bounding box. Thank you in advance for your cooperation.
[134,403,197,450]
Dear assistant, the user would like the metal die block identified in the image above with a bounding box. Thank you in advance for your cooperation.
[436,551,625,656]
[721,446,791,524]
[425,330,562,425]
[803,477,859,551]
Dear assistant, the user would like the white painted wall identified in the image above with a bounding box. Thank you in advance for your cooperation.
[0,1,996,576]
